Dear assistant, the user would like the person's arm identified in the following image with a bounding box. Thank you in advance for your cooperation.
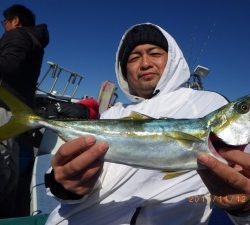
[45,136,108,201]
[197,150,250,224]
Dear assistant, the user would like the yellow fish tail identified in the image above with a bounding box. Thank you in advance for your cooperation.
[0,86,41,141]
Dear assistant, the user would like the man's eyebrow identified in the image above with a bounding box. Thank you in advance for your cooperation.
[129,50,140,55]
[130,46,162,55]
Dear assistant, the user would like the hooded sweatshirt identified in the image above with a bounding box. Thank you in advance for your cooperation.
[0,24,49,106]
[46,23,228,225]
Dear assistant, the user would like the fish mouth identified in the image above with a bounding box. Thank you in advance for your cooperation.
[208,132,247,159]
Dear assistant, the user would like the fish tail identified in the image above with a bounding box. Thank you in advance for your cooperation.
[0,86,42,141]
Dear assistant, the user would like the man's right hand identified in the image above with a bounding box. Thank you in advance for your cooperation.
[51,136,109,196]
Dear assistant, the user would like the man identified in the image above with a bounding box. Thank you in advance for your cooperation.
[0,4,49,218]
[45,23,247,224]
[0,4,49,106]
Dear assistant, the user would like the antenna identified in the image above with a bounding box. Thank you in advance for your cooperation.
[185,65,210,90]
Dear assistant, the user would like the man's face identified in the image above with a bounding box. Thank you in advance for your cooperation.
[1,16,19,32]
[126,44,168,99]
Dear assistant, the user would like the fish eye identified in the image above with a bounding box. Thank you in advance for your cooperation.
[236,101,250,114]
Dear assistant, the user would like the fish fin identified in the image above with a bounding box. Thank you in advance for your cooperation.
[162,170,189,180]
[165,132,203,150]
[121,111,153,120]
[0,86,41,141]
[166,131,202,141]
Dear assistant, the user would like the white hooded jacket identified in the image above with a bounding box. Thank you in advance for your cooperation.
[46,23,228,225]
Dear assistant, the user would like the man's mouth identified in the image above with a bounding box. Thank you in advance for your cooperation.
[138,73,157,80]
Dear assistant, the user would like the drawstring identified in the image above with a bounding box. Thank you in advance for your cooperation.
[152,89,160,97]
[130,206,142,225]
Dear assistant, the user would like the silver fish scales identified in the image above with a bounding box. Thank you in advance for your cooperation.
[0,86,249,170]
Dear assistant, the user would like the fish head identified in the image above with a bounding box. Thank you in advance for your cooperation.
[208,94,250,154]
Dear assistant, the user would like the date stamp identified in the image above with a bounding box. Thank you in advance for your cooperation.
[188,195,247,204]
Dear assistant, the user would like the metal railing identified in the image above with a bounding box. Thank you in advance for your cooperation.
[37,61,84,98]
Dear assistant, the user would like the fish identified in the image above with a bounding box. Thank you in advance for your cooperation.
[0,86,249,171]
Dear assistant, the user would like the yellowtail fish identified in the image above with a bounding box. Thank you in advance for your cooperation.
[0,86,249,170]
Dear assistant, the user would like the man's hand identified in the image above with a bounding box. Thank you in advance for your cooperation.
[51,136,109,196]
[197,149,250,212]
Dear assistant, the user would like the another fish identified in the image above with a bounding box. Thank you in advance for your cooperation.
[0,86,249,170]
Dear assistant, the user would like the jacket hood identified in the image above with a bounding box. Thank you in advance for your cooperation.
[115,23,190,102]
[24,24,49,48]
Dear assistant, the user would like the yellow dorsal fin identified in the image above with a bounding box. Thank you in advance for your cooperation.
[121,111,153,120]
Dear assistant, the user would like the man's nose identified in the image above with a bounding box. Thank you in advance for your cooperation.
[141,55,151,68]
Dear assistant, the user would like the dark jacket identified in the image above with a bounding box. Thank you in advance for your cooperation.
[0,24,49,106]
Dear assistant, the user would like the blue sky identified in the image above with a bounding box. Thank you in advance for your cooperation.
[1,0,249,103]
